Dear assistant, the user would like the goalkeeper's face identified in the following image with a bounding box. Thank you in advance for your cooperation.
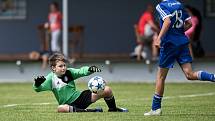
[52,60,67,76]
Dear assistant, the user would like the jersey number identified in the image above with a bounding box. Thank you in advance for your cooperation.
[172,10,183,28]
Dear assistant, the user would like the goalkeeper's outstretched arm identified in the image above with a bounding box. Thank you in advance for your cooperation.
[33,74,52,92]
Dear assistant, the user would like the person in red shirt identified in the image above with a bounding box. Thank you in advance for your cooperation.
[44,2,62,52]
[185,5,204,58]
[134,4,159,61]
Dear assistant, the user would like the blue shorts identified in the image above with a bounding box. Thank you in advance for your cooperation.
[159,43,192,68]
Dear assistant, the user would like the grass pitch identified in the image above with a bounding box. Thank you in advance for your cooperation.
[0,82,215,121]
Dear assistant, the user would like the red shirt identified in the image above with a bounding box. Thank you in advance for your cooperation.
[185,16,199,39]
[137,11,154,35]
[48,11,62,31]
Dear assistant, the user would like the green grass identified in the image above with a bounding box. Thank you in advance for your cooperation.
[0,82,215,121]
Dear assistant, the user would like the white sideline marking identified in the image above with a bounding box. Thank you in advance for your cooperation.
[1,92,215,108]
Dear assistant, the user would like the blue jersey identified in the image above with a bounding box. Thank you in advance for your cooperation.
[156,0,191,46]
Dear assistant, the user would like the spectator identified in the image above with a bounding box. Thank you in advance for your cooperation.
[44,2,62,52]
[185,5,204,58]
[133,4,159,61]
[29,51,51,70]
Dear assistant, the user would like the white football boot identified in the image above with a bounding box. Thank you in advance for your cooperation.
[144,109,162,116]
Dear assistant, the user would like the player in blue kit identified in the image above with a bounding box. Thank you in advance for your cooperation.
[144,0,215,116]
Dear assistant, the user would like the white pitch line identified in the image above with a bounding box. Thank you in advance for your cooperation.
[1,92,215,108]
[0,102,55,108]
[3,104,18,108]
[163,92,215,100]
[32,103,51,105]
[116,92,215,102]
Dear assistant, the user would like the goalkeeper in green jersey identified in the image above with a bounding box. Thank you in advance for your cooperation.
[33,53,128,113]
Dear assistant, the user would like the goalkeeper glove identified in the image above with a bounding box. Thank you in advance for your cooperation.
[88,66,101,72]
[34,76,46,87]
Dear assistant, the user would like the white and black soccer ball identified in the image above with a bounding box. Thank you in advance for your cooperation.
[88,76,106,94]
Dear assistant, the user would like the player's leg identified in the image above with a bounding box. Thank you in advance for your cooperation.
[91,86,112,101]
[91,86,128,112]
[145,42,175,116]
[153,42,175,110]
[91,86,116,110]
[181,63,215,82]
[155,67,169,96]
[57,104,70,113]
[178,44,215,82]
[57,104,102,113]
[144,67,169,116]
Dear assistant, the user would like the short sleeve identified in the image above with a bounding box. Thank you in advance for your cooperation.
[156,4,172,20]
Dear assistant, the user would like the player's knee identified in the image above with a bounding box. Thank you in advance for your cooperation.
[57,105,69,113]
[103,86,113,97]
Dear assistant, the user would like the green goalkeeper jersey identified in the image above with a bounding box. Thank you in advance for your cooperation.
[33,66,92,105]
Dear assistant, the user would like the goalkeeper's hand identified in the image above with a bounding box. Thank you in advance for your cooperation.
[88,66,101,73]
[34,76,46,87]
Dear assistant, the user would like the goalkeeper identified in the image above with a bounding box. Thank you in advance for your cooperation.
[33,53,128,113]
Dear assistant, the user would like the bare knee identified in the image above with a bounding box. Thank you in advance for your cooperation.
[103,86,113,97]
[57,105,69,113]
[91,86,113,102]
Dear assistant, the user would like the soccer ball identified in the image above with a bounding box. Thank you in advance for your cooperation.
[88,76,106,94]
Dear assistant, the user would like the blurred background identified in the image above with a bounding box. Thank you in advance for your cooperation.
[0,0,214,82]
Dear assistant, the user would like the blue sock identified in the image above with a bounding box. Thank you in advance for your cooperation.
[197,71,215,82]
[152,94,163,111]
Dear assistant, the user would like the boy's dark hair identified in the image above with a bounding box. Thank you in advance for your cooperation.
[49,53,66,67]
